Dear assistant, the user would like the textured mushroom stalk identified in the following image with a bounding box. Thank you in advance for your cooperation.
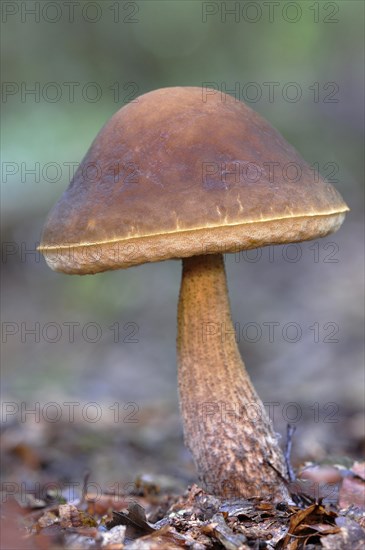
[177,254,290,501]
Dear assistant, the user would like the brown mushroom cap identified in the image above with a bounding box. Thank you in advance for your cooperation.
[39,87,348,274]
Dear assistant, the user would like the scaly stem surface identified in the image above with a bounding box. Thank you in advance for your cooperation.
[177,253,289,500]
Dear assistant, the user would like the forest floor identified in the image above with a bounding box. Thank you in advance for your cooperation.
[1,410,364,549]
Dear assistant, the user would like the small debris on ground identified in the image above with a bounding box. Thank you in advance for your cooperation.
[1,460,364,549]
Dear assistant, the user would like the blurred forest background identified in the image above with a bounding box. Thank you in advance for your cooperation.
[1,0,364,494]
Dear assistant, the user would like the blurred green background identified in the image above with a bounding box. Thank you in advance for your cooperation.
[1,1,364,489]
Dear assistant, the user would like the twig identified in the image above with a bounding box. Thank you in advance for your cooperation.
[285,424,297,482]
[80,470,91,506]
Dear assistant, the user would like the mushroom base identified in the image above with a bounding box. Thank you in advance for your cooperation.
[177,253,290,501]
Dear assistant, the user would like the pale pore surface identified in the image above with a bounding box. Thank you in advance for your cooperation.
[41,212,346,274]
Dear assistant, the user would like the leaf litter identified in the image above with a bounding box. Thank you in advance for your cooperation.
[1,459,364,549]
[1,418,363,549]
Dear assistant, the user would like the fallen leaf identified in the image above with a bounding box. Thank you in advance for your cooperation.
[58,504,97,529]
[101,525,126,548]
[106,501,155,539]
[321,517,365,549]
[37,511,58,529]
[351,461,365,481]
[86,493,130,516]
[339,476,365,510]
[126,524,189,549]
[207,513,248,550]
[282,503,338,548]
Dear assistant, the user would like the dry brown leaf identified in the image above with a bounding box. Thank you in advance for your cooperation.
[100,525,126,548]
[86,493,130,516]
[207,513,248,549]
[321,517,365,549]
[58,503,97,529]
[339,476,365,509]
[37,510,58,529]
[126,524,188,549]
[106,500,156,541]
[351,461,365,480]
[282,503,338,547]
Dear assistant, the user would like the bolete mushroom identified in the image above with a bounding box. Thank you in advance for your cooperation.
[39,87,348,501]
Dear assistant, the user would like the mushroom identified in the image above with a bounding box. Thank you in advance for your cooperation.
[39,87,348,501]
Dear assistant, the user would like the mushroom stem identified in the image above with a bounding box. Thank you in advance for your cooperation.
[177,253,289,501]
